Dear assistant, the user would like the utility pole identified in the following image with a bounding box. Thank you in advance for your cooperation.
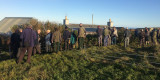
[92,14,93,27]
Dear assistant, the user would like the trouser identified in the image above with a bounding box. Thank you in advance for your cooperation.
[153,38,158,45]
[108,36,111,46]
[54,42,60,53]
[140,37,145,46]
[18,47,33,63]
[112,37,117,45]
[124,37,130,47]
[17,48,21,58]
[64,40,69,50]
[33,44,41,54]
[11,46,19,58]
[71,44,76,49]
[78,37,84,49]
[104,35,109,46]
[98,35,103,46]
[46,44,52,52]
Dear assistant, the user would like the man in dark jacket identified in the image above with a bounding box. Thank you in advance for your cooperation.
[124,27,131,47]
[96,26,103,47]
[17,24,37,64]
[63,26,71,50]
[10,29,21,58]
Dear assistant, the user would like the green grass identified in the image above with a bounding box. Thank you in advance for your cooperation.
[0,45,160,80]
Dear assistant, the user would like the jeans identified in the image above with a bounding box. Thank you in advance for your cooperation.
[124,37,130,47]
[98,35,103,46]
[112,37,116,45]
[64,39,69,50]
[104,35,109,46]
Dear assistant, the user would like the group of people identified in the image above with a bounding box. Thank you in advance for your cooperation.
[136,27,160,46]
[10,23,160,64]
[10,23,86,64]
[96,26,119,47]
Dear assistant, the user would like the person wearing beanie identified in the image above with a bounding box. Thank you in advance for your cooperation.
[96,26,103,47]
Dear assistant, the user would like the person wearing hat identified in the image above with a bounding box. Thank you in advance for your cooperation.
[63,26,71,50]
[17,24,37,64]
[96,25,103,47]
[124,27,131,47]
[78,23,86,49]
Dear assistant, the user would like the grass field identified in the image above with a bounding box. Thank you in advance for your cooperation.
[0,45,160,80]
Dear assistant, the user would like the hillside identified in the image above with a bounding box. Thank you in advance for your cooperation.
[0,45,160,80]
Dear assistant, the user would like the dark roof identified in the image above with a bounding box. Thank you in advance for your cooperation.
[66,24,108,28]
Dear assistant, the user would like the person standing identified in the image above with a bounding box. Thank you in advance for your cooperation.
[70,29,77,49]
[124,27,131,47]
[103,26,111,46]
[51,27,62,53]
[33,29,41,55]
[78,23,86,49]
[157,28,160,43]
[152,29,158,45]
[145,27,150,45]
[96,26,103,47]
[10,29,21,59]
[45,30,52,53]
[16,28,23,58]
[17,24,37,64]
[111,27,118,45]
[63,26,71,50]
[139,29,145,47]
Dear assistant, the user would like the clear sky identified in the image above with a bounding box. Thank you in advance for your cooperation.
[0,0,160,28]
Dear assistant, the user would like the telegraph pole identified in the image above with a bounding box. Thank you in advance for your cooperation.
[92,14,93,27]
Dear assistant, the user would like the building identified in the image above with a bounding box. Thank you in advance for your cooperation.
[63,16,69,25]
[66,24,106,28]
[0,17,33,34]
[107,18,113,27]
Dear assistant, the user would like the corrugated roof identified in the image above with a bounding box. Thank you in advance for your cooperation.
[0,17,33,33]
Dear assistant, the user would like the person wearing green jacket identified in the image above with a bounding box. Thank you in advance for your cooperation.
[51,28,62,53]
[78,23,86,49]
[103,26,111,46]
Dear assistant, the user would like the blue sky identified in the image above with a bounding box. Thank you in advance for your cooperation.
[0,0,160,28]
